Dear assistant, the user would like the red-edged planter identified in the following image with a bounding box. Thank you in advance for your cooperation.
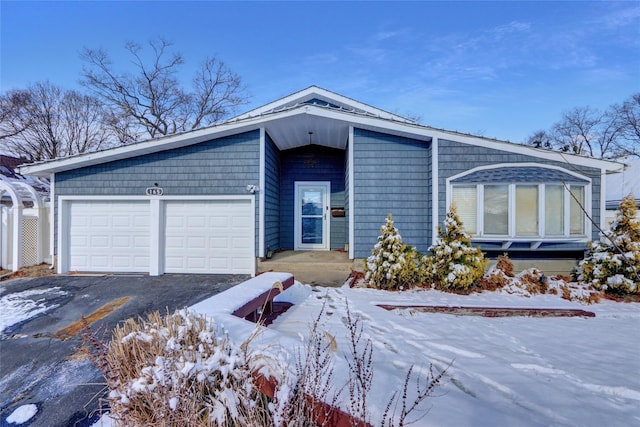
[377,305,596,317]
[232,275,295,325]
[252,371,372,427]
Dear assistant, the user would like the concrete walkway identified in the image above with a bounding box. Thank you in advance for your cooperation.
[257,251,361,287]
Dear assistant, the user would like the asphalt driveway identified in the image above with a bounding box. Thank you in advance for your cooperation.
[0,273,248,426]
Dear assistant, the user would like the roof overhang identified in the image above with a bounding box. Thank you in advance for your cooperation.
[18,104,432,176]
[18,91,625,176]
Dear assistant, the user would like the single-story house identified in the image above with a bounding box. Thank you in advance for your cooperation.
[19,86,623,276]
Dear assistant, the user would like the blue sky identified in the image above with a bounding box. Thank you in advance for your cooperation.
[1,1,639,143]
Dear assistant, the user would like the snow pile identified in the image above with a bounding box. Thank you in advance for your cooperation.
[0,287,68,335]
[485,266,601,303]
[6,404,38,424]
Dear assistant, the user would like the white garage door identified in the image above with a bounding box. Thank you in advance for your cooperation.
[164,200,254,274]
[68,200,150,272]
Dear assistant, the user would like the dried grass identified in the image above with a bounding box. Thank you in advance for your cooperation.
[83,304,445,427]
[496,253,515,277]
[84,310,269,426]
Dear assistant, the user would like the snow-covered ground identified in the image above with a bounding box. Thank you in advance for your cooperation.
[86,273,639,427]
[268,284,639,426]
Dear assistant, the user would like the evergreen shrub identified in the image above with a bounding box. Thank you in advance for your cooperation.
[424,205,488,291]
[576,194,640,295]
[364,214,421,290]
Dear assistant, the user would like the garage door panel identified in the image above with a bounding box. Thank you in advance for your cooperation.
[164,200,252,274]
[133,257,149,268]
[165,256,182,269]
[187,258,207,269]
[209,237,227,249]
[134,236,150,248]
[112,215,131,227]
[187,236,207,248]
[68,201,150,272]
[90,215,109,227]
[89,255,108,268]
[187,216,207,227]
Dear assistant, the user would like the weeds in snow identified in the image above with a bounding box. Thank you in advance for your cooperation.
[83,302,446,426]
[381,364,448,427]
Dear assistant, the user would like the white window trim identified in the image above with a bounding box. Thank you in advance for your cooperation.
[446,182,591,243]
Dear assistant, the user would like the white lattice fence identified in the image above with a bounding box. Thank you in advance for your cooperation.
[1,178,50,271]
[21,216,39,267]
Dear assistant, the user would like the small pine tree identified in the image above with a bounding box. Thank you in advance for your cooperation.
[576,194,640,295]
[424,205,488,291]
[364,214,419,290]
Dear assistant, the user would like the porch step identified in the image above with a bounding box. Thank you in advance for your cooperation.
[257,251,361,287]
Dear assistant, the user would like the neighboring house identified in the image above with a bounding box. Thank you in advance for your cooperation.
[605,158,640,227]
[19,86,623,276]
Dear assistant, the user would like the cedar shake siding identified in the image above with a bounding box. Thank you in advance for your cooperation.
[352,128,431,259]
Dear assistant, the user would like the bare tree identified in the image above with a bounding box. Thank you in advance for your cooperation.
[0,91,32,141]
[525,95,639,159]
[611,93,640,157]
[551,106,618,158]
[80,38,247,141]
[0,81,112,161]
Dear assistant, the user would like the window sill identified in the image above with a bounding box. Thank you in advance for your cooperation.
[471,236,588,249]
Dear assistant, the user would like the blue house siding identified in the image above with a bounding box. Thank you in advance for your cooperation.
[55,130,261,254]
[264,133,281,255]
[438,139,603,248]
[352,128,431,259]
[279,145,346,250]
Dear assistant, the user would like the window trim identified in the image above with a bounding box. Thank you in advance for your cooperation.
[446,164,592,244]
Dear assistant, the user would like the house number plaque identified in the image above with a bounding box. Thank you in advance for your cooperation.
[146,187,164,196]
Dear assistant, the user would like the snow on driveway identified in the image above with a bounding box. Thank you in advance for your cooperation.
[270,285,640,427]
[0,287,68,336]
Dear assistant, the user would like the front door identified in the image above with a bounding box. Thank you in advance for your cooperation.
[294,181,330,250]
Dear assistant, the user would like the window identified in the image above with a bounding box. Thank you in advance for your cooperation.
[451,183,587,239]
[516,185,538,236]
[484,185,508,235]
[452,186,477,234]
[545,185,564,235]
[570,186,585,236]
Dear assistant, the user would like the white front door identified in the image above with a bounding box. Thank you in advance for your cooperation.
[294,181,330,250]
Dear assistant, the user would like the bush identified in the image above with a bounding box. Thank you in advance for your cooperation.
[478,253,514,291]
[84,305,446,426]
[364,214,421,290]
[576,194,640,295]
[84,310,266,426]
[424,205,488,291]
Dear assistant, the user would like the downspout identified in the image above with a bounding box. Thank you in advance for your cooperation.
[49,173,56,270]
[432,137,439,246]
